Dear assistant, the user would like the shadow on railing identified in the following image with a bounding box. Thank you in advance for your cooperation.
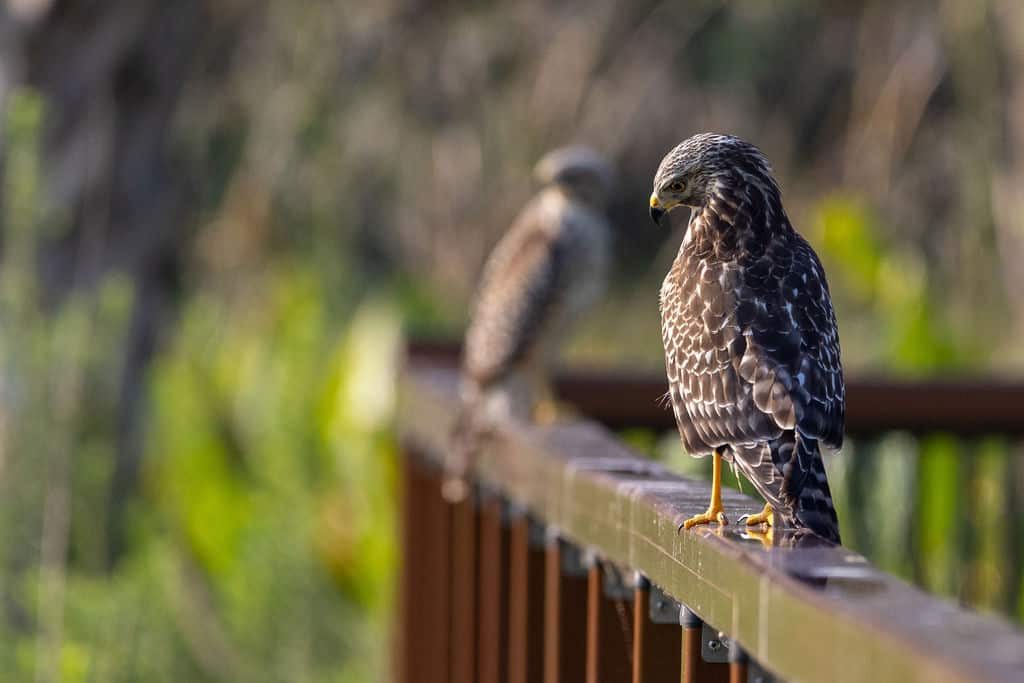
[396,344,1024,683]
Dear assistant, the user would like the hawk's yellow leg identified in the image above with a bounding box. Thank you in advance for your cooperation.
[680,450,728,529]
[534,399,577,425]
[740,502,773,528]
[531,372,575,425]
[533,394,560,425]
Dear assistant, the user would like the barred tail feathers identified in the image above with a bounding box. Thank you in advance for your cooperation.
[787,435,841,543]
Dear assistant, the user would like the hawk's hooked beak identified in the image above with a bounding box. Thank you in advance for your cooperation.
[649,194,666,225]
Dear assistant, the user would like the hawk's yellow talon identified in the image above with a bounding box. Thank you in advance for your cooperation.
[533,398,560,425]
[679,450,728,531]
[681,507,728,529]
[530,375,575,425]
[740,502,773,527]
[533,397,578,425]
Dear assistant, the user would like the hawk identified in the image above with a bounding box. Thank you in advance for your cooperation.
[445,147,615,501]
[649,133,843,543]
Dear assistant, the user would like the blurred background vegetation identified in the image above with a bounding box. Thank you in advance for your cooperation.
[2,0,1024,680]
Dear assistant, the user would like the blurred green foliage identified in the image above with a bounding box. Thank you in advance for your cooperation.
[0,89,400,682]
[811,196,979,373]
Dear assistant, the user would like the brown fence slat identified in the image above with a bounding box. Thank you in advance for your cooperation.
[449,493,479,683]
[478,495,510,683]
[632,581,681,683]
[729,648,749,683]
[681,609,728,683]
[508,514,545,683]
[544,536,589,683]
[396,449,416,683]
[586,561,633,683]
[398,451,452,683]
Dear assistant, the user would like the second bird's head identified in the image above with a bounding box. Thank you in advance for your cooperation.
[534,146,616,208]
[649,133,775,225]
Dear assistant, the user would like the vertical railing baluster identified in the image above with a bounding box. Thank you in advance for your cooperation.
[450,488,479,683]
[544,534,589,683]
[585,560,633,682]
[632,577,681,682]
[427,460,454,683]
[396,448,415,683]
[478,494,510,683]
[508,514,545,683]
[681,607,728,683]
[398,451,452,683]
[729,645,749,683]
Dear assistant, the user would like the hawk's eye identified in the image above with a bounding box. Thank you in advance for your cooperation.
[668,181,685,193]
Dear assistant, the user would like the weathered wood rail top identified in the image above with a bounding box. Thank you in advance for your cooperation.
[397,364,1024,683]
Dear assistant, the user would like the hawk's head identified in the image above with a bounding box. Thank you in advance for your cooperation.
[535,146,616,208]
[649,133,775,225]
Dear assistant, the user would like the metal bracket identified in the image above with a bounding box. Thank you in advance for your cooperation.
[546,528,593,577]
[475,480,498,505]
[701,622,731,664]
[527,516,547,547]
[600,562,633,600]
[648,583,682,624]
[502,499,523,526]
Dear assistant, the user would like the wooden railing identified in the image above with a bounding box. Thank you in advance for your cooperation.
[396,349,1024,683]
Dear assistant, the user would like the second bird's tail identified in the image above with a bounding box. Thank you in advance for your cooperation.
[444,383,491,503]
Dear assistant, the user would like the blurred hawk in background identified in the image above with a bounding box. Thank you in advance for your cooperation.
[650,133,844,543]
[445,147,615,501]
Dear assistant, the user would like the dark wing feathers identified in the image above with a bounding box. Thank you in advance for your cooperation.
[463,199,567,387]
[738,237,845,449]
[664,230,845,452]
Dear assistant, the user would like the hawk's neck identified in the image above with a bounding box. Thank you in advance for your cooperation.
[686,172,790,262]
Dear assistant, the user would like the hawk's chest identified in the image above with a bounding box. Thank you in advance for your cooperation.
[660,239,742,360]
